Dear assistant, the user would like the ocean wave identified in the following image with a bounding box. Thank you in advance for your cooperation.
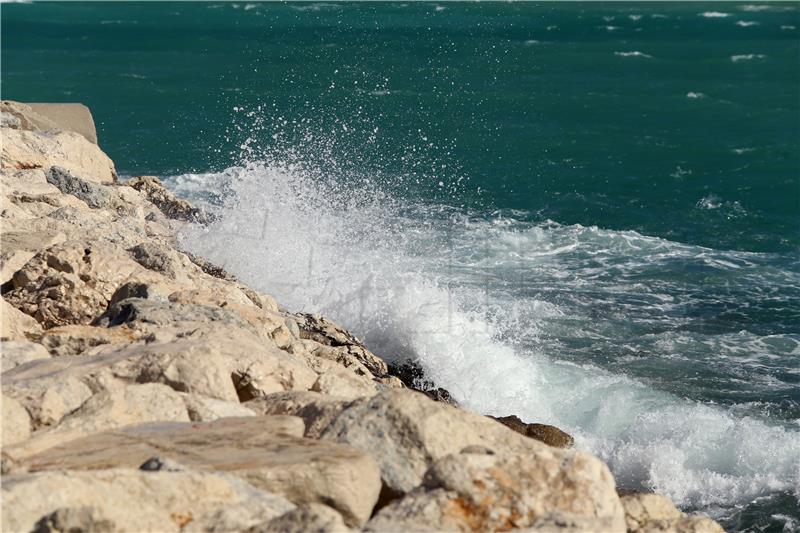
[700,11,730,18]
[173,160,800,519]
[735,20,760,27]
[686,92,706,99]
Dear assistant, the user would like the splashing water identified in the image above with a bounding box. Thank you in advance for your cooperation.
[175,154,800,529]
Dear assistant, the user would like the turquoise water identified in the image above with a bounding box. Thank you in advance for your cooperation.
[3,3,799,530]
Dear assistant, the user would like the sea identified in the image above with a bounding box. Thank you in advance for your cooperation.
[3,3,799,531]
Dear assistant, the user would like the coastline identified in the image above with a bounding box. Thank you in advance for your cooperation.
[0,101,724,532]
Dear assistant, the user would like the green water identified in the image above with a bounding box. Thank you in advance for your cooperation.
[3,3,800,531]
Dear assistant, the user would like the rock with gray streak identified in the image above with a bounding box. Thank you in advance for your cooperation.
[20,416,382,527]
[2,468,296,533]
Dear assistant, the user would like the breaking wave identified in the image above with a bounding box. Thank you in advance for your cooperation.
[172,157,800,525]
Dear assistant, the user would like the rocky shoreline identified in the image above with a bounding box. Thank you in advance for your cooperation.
[0,101,724,532]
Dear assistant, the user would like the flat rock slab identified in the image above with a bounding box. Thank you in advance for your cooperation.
[28,103,98,145]
[22,416,382,527]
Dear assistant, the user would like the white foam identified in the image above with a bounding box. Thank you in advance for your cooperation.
[615,51,653,59]
[731,54,766,62]
[700,11,730,18]
[174,162,800,517]
[686,92,705,99]
[735,20,760,27]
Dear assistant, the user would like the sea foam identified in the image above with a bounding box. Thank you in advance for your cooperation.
[174,160,800,521]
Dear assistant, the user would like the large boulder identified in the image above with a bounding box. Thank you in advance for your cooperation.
[249,389,601,498]
[1,128,116,183]
[2,326,317,434]
[366,448,625,532]
[2,468,296,533]
[21,416,382,527]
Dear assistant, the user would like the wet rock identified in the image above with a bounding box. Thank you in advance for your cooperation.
[125,175,213,223]
[490,414,574,448]
[21,416,382,527]
[3,468,295,533]
[366,450,626,532]
[387,359,458,406]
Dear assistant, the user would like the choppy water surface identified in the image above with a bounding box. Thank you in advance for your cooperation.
[3,3,799,530]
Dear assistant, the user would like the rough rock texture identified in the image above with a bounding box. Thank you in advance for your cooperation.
[20,416,382,527]
[251,388,581,496]
[125,175,213,223]
[247,504,353,533]
[2,469,295,533]
[366,449,626,532]
[621,493,725,533]
[0,101,724,533]
[1,127,116,183]
[0,340,51,372]
[0,298,43,341]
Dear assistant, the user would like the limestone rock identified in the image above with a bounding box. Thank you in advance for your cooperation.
[294,313,388,376]
[22,416,382,527]
[1,167,60,195]
[5,240,170,328]
[2,468,296,533]
[621,493,724,533]
[311,366,379,399]
[366,450,625,532]
[8,384,191,459]
[125,175,212,223]
[46,166,143,216]
[183,393,256,422]
[2,395,32,446]
[1,128,116,183]
[0,340,51,372]
[3,370,93,430]
[246,391,353,439]
[37,324,139,357]
[28,102,99,144]
[490,414,574,448]
[1,101,62,134]
[247,503,353,533]
[0,299,43,342]
[312,389,565,494]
